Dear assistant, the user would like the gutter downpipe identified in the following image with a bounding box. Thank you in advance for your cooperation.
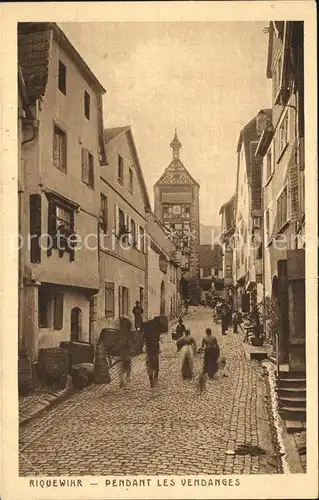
[261,164,266,346]
[19,111,39,351]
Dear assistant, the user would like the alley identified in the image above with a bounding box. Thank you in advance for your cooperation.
[19,307,281,476]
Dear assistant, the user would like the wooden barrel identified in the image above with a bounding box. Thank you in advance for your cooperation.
[94,342,111,384]
[38,348,69,385]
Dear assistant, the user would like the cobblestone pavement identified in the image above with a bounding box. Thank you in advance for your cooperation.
[19,307,281,476]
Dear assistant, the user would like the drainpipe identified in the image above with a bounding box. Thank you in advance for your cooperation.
[261,170,266,341]
[144,209,149,321]
[19,114,39,351]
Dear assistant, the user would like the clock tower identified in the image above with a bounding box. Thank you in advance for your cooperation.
[154,131,200,304]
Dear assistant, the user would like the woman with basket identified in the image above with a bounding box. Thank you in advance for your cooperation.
[176,329,197,379]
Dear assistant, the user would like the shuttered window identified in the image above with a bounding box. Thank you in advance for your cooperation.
[266,150,272,180]
[130,219,137,246]
[82,148,94,188]
[278,113,289,158]
[38,287,50,328]
[58,61,66,95]
[100,194,108,232]
[277,187,288,230]
[53,125,67,172]
[84,91,90,120]
[119,286,129,316]
[118,155,124,184]
[30,194,42,263]
[105,282,115,318]
[139,226,145,253]
[129,167,133,193]
[53,293,63,330]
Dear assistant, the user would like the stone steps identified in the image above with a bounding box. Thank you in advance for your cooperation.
[277,371,306,430]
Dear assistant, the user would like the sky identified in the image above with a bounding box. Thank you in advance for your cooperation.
[61,22,272,226]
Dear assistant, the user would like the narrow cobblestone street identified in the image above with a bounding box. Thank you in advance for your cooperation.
[19,308,281,476]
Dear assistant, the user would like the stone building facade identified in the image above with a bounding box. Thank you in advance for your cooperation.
[95,126,151,343]
[232,110,271,313]
[18,22,106,360]
[153,131,200,304]
[256,21,305,372]
[199,244,223,302]
[219,194,236,295]
[146,213,181,320]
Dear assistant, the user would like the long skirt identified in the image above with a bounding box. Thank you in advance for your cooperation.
[180,344,194,379]
[203,349,218,378]
[146,352,159,387]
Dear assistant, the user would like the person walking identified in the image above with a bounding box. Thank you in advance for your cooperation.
[173,318,186,340]
[176,329,197,379]
[118,316,133,388]
[221,302,229,335]
[201,328,220,378]
[132,301,144,331]
[232,310,243,334]
[143,318,161,388]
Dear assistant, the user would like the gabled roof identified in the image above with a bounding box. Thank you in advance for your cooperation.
[219,193,236,233]
[18,22,106,101]
[103,126,151,211]
[104,126,130,145]
[236,109,272,182]
[155,158,199,187]
[18,66,34,120]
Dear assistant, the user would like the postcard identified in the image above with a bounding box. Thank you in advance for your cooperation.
[0,1,317,499]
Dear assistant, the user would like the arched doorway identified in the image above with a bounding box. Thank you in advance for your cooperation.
[160,281,166,316]
[71,307,82,342]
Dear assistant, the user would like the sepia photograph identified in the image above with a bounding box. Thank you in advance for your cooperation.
[0,2,317,499]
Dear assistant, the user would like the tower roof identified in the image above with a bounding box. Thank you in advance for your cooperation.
[170,129,182,160]
[170,129,182,150]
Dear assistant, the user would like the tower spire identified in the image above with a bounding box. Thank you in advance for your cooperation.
[170,129,182,159]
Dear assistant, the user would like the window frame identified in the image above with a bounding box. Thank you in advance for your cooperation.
[53,123,67,173]
[58,60,66,95]
[53,292,64,330]
[119,285,129,316]
[265,208,270,243]
[46,192,78,259]
[105,282,115,318]
[84,90,90,120]
[81,148,94,188]
[100,193,108,233]
[277,112,289,162]
[276,186,288,232]
[266,149,272,182]
[129,167,134,193]
[139,226,145,253]
[202,267,211,278]
[118,155,124,185]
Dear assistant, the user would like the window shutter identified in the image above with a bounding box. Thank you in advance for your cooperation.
[53,293,63,330]
[105,282,115,318]
[137,225,141,251]
[30,194,42,263]
[289,142,299,220]
[118,286,122,316]
[115,203,119,236]
[81,148,89,184]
